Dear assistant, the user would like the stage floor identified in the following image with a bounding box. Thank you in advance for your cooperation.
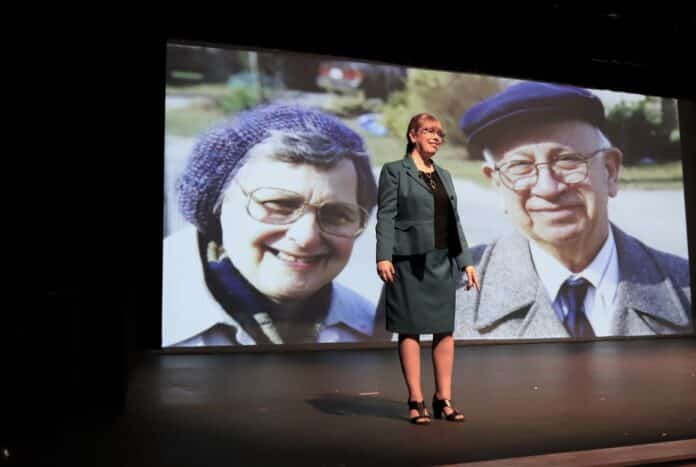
[40,338,696,466]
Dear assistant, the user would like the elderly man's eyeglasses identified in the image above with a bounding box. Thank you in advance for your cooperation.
[494,148,615,192]
[419,127,446,141]
[233,181,369,238]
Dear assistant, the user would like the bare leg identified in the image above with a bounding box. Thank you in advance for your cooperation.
[432,333,464,419]
[398,334,429,421]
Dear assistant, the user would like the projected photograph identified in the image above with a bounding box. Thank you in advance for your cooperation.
[163,43,692,347]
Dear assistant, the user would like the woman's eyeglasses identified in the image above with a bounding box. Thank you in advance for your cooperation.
[419,127,446,141]
[232,181,368,238]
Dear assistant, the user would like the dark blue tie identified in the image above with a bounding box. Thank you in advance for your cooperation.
[559,277,595,338]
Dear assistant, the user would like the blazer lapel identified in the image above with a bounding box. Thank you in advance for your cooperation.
[473,232,564,336]
[519,285,571,338]
[401,155,432,192]
[610,224,691,334]
[474,232,570,337]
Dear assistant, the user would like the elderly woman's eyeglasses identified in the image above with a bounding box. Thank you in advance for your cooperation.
[494,148,615,192]
[233,181,369,238]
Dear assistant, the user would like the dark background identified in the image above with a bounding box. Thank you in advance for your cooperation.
[18,4,696,461]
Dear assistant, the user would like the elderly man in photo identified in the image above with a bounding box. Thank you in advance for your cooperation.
[454,81,692,339]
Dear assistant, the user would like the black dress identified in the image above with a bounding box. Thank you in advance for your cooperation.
[385,170,460,334]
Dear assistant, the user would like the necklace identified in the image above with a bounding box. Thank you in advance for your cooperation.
[420,170,437,191]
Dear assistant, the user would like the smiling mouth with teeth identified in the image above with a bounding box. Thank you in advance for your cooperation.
[267,246,327,264]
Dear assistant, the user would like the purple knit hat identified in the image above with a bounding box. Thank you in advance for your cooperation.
[176,103,376,233]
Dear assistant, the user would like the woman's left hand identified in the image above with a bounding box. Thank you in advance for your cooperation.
[464,265,480,291]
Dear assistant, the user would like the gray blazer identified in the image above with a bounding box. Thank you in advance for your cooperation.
[376,155,473,270]
[454,224,693,338]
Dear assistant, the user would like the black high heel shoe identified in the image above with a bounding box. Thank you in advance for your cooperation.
[407,400,431,425]
[432,394,465,422]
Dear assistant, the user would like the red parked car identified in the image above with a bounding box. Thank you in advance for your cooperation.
[317,61,407,99]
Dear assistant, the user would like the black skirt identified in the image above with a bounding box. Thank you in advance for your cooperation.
[385,248,458,334]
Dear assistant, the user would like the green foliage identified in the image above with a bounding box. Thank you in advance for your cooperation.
[219,84,260,114]
[382,70,507,153]
[322,94,383,117]
[605,98,680,164]
[165,108,224,137]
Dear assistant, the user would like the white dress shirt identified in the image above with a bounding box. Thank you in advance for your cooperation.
[529,228,620,336]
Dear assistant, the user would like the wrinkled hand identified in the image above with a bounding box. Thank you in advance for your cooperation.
[464,265,480,291]
[377,260,397,284]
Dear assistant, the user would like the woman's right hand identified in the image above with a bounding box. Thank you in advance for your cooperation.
[377,260,396,283]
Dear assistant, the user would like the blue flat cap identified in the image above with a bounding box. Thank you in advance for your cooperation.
[460,81,606,147]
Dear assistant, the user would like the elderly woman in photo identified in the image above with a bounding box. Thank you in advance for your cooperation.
[163,104,378,346]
